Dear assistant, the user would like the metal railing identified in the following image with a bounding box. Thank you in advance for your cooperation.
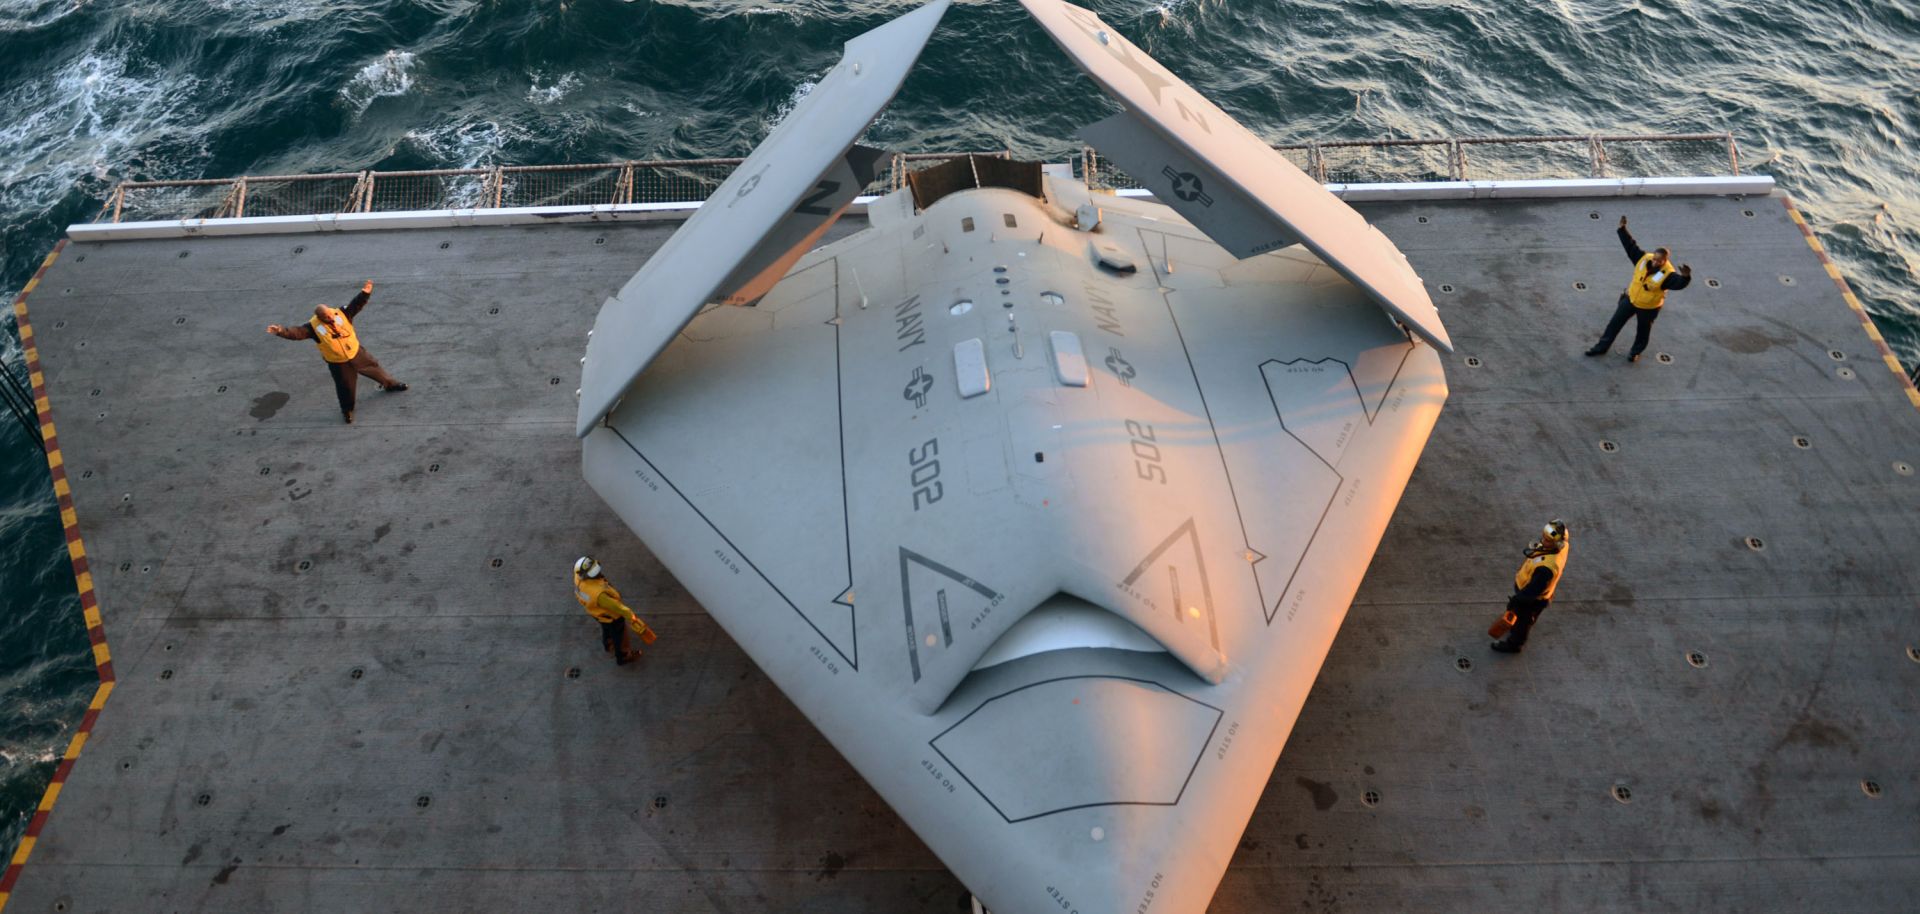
[95,153,1000,224]
[94,133,1743,224]
[1079,132,1742,191]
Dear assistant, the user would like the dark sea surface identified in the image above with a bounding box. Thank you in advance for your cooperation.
[2,0,1916,859]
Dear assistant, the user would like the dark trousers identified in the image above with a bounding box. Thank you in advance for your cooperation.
[324,348,399,414]
[600,618,630,657]
[1499,596,1550,648]
[1592,294,1662,356]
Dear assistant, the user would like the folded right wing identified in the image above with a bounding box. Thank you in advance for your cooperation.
[1021,0,1453,353]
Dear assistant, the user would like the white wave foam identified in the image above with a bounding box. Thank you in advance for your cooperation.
[0,0,82,33]
[527,71,581,106]
[1153,0,1195,21]
[764,75,820,132]
[0,731,65,771]
[0,49,207,220]
[205,0,335,29]
[402,119,535,172]
[0,705,67,832]
[340,50,417,115]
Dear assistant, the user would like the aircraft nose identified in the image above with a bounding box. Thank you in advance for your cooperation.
[958,790,1234,914]
[932,674,1221,823]
[932,660,1238,914]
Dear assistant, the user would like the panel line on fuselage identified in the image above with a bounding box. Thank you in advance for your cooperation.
[1253,342,1416,624]
[828,255,860,667]
[606,418,860,669]
[927,673,1226,824]
[1154,278,1271,628]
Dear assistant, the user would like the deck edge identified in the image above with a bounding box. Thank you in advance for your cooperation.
[1781,195,1920,414]
[0,241,117,912]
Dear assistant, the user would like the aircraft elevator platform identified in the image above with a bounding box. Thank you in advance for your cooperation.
[7,192,1919,912]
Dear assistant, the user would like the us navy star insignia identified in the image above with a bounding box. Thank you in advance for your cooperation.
[903,365,935,408]
[1104,347,1136,387]
[1161,166,1214,207]
[1107,41,1171,103]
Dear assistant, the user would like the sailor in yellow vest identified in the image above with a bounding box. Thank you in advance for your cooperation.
[1489,520,1569,654]
[1585,216,1692,362]
[574,556,657,666]
[267,280,408,423]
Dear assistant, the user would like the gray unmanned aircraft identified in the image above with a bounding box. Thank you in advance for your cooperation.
[574,1,1451,911]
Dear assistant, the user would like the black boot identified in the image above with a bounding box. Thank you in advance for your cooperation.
[1490,640,1522,654]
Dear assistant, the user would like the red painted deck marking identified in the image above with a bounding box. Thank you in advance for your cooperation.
[1,241,117,912]
[1781,197,1919,409]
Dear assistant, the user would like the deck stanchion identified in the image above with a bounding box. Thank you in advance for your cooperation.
[0,362,40,445]
[74,134,1757,223]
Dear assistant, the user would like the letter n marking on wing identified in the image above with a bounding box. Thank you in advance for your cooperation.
[796,180,842,216]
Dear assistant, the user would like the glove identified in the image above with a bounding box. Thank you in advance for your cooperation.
[1680,264,1692,275]
[1618,215,1628,229]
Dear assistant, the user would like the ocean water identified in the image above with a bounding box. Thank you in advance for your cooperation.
[2,0,1916,861]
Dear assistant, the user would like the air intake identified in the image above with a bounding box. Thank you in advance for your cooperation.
[908,154,1044,210]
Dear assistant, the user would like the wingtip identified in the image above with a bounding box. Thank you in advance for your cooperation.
[573,402,600,439]
[856,0,951,43]
[577,0,946,439]
[1402,312,1453,354]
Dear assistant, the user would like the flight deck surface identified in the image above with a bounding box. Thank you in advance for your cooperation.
[9,194,1920,911]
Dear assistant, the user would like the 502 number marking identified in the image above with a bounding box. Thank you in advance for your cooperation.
[910,438,943,510]
[1126,419,1167,485]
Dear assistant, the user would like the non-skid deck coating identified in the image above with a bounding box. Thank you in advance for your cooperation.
[11,195,1920,912]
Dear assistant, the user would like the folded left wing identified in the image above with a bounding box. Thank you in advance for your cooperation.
[575,0,950,436]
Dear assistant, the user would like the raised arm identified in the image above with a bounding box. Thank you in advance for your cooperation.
[342,280,374,320]
[1616,216,1646,264]
[1662,264,1693,291]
